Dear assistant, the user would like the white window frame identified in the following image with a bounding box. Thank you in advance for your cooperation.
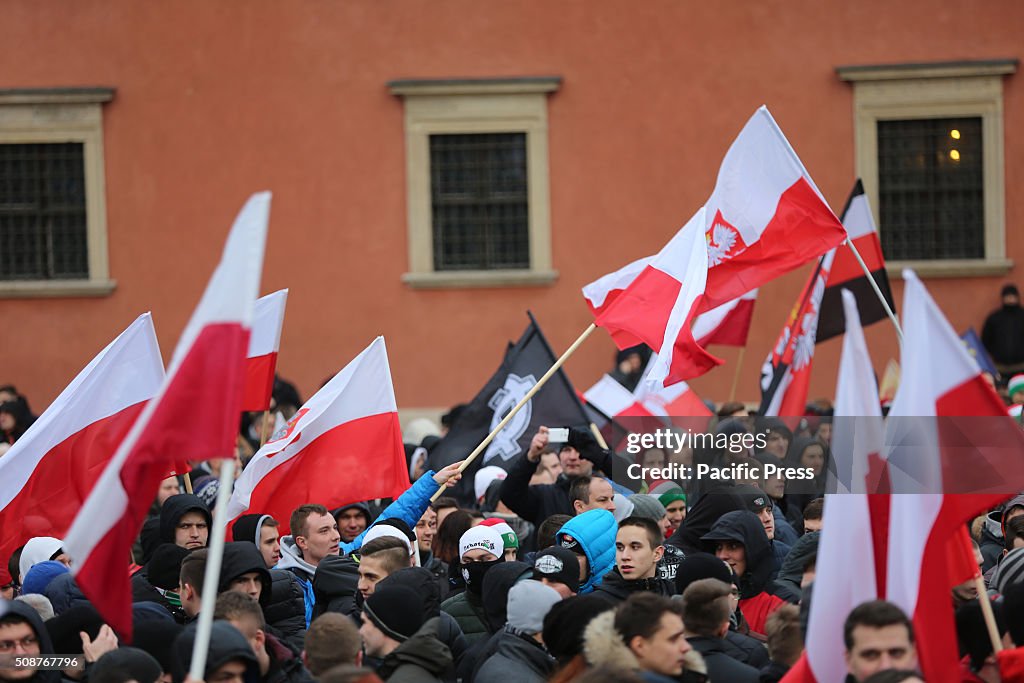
[389,77,560,288]
[837,59,1017,278]
[0,87,116,297]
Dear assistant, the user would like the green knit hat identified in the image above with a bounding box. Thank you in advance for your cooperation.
[1009,374,1024,399]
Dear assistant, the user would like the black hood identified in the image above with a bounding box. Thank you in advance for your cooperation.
[171,621,259,683]
[701,510,775,597]
[230,514,273,546]
[377,566,443,617]
[159,495,211,544]
[667,487,747,553]
[776,531,819,587]
[2,600,59,683]
[44,604,104,655]
[218,542,272,607]
[139,516,163,565]
[480,561,530,633]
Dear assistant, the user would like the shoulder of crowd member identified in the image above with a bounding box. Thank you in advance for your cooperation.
[265,569,308,651]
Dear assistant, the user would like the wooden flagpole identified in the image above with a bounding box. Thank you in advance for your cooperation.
[259,409,271,448]
[429,323,598,503]
[976,576,1003,655]
[843,240,903,344]
[183,473,193,494]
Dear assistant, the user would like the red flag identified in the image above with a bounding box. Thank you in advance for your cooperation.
[692,289,758,348]
[241,289,288,412]
[584,107,847,387]
[0,314,164,586]
[63,192,270,638]
[226,337,410,535]
[759,253,833,417]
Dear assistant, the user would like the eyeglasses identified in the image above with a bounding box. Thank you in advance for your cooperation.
[0,635,38,653]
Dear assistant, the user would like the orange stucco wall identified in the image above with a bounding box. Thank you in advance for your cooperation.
[1,1,1020,416]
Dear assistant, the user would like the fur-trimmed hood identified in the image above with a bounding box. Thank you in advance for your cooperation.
[581,610,706,676]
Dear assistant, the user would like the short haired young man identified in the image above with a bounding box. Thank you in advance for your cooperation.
[302,613,362,677]
[594,517,674,604]
[357,537,413,601]
[213,591,312,683]
[680,578,760,683]
[843,600,918,682]
[582,592,694,680]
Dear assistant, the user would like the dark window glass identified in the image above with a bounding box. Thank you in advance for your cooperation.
[877,117,984,260]
[430,133,529,271]
[0,142,88,280]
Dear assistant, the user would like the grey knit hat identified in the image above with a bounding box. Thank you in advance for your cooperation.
[506,580,562,635]
[629,494,668,522]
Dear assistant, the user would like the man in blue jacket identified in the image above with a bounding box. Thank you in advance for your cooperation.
[554,508,617,594]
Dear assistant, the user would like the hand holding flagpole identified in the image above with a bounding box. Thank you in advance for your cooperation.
[429,323,598,503]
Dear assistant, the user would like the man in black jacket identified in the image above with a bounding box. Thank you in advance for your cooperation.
[594,517,675,604]
[499,426,635,526]
[982,284,1024,376]
[680,578,760,683]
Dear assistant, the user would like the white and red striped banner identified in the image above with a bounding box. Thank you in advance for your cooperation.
[63,192,271,638]
[241,289,288,411]
[0,314,164,586]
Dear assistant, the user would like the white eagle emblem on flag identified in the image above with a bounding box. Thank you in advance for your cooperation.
[706,213,746,266]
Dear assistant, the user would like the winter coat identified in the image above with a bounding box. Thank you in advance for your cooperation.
[375,617,452,683]
[770,539,792,581]
[686,635,761,683]
[759,660,791,683]
[773,510,800,547]
[592,568,676,604]
[377,566,469,682]
[499,452,576,525]
[265,569,307,651]
[263,632,315,683]
[43,573,90,616]
[702,510,785,635]
[440,590,489,645]
[276,536,317,627]
[582,610,708,683]
[311,554,360,620]
[475,628,554,683]
[725,631,770,669]
[4,601,61,683]
[130,570,189,623]
[770,531,819,604]
[421,553,449,601]
[171,621,260,683]
[555,509,617,593]
[982,304,1024,365]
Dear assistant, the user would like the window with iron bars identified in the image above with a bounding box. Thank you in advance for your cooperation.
[877,117,984,261]
[429,132,530,271]
[0,142,89,280]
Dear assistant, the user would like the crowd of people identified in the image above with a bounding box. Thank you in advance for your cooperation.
[3,279,1024,683]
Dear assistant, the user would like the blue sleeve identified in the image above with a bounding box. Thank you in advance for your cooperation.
[340,472,441,554]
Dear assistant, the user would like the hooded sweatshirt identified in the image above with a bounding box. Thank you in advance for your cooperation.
[375,617,453,683]
[555,509,617,594]
[218,542,273,607]
[982,301,1024,365]
[666,487,748,554]
[701,510,785,635]
[171,621,260,683]
[2,600,60,683]
[159,495,212,545]
[18,537,64,582]
[770,531,819,603]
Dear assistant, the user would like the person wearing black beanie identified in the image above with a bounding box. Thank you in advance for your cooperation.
[542,594,612,669]
[131,543,191,623]
[133,619,184,680]
[361,585,452,682]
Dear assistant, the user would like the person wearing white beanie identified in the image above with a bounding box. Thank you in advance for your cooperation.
[441,525,507,645]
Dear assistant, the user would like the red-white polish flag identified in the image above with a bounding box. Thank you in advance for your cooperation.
[584,375,658,421]
[691,289,758,348]
[226,336,410,535]
[782,292,885,683]
[594,207,723,387]
[0,314,164,587]
[241,289,288,412]
[882,269,1024,683]
[64,192,271,638]
[584,106,847,386]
